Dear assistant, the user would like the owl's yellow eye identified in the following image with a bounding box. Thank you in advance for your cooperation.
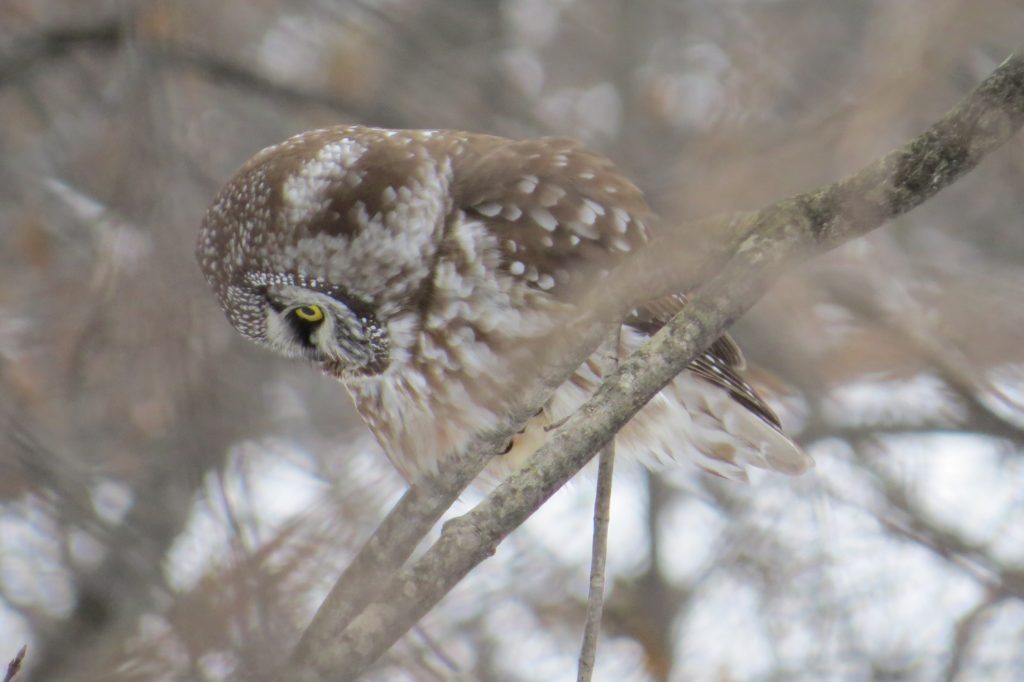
[293,304,324,323]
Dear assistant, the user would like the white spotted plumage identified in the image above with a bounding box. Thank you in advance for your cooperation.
[197,125,813,483]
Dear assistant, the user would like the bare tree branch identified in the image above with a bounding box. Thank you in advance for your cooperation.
[577,330,619,682]
[285,49,1024,680]
[283,317,616,682]
[3,646,26,682]
[0,23,121,86]
[152,45,405,128]
[820,275,1024,441]
[943,596,1002,682]
[616,50,1024,309]
[575,446,616,681]
[0,19,405,127]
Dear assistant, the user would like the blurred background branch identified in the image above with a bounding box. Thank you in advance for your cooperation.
[3,1,1024,680]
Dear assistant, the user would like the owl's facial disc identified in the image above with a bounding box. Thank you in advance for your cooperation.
[263,284,389,378]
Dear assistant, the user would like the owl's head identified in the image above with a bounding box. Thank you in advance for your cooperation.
[196,126,455,379]
[200,125,656,380]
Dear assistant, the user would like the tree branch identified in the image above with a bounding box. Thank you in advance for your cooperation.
[820,275,1024,442]
[943,596,1001,682]
[283,317,616,682]
[577,330,620,682]
[0,23,121,86]
[4,646,26,682]
[288,48,1024,680]
[615,50,1024,309]
[0,20,405,127]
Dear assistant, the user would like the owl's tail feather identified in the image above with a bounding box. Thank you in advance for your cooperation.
[605,368,813,483]
[677,371,814,481]
[716,398,813,475]
[546,326,814,482]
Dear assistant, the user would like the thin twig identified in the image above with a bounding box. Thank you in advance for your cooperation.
[577,329,620,682]
[4,646,26,682]
[943,596,1000,682]
[412,625,461,675]
[820,275,1024,441]
[576,443,615,679]
[0,23,121,86]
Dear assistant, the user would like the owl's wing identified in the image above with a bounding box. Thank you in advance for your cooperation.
[449,133,793,453]
[452,135,778,425]
[627,293,784,430]
[444,131,811,473]
[618,292,813,478]
[452,135,654,297]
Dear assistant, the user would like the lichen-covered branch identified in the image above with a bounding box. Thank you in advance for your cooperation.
[283,317,616,682]
[286,49,1024,680]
